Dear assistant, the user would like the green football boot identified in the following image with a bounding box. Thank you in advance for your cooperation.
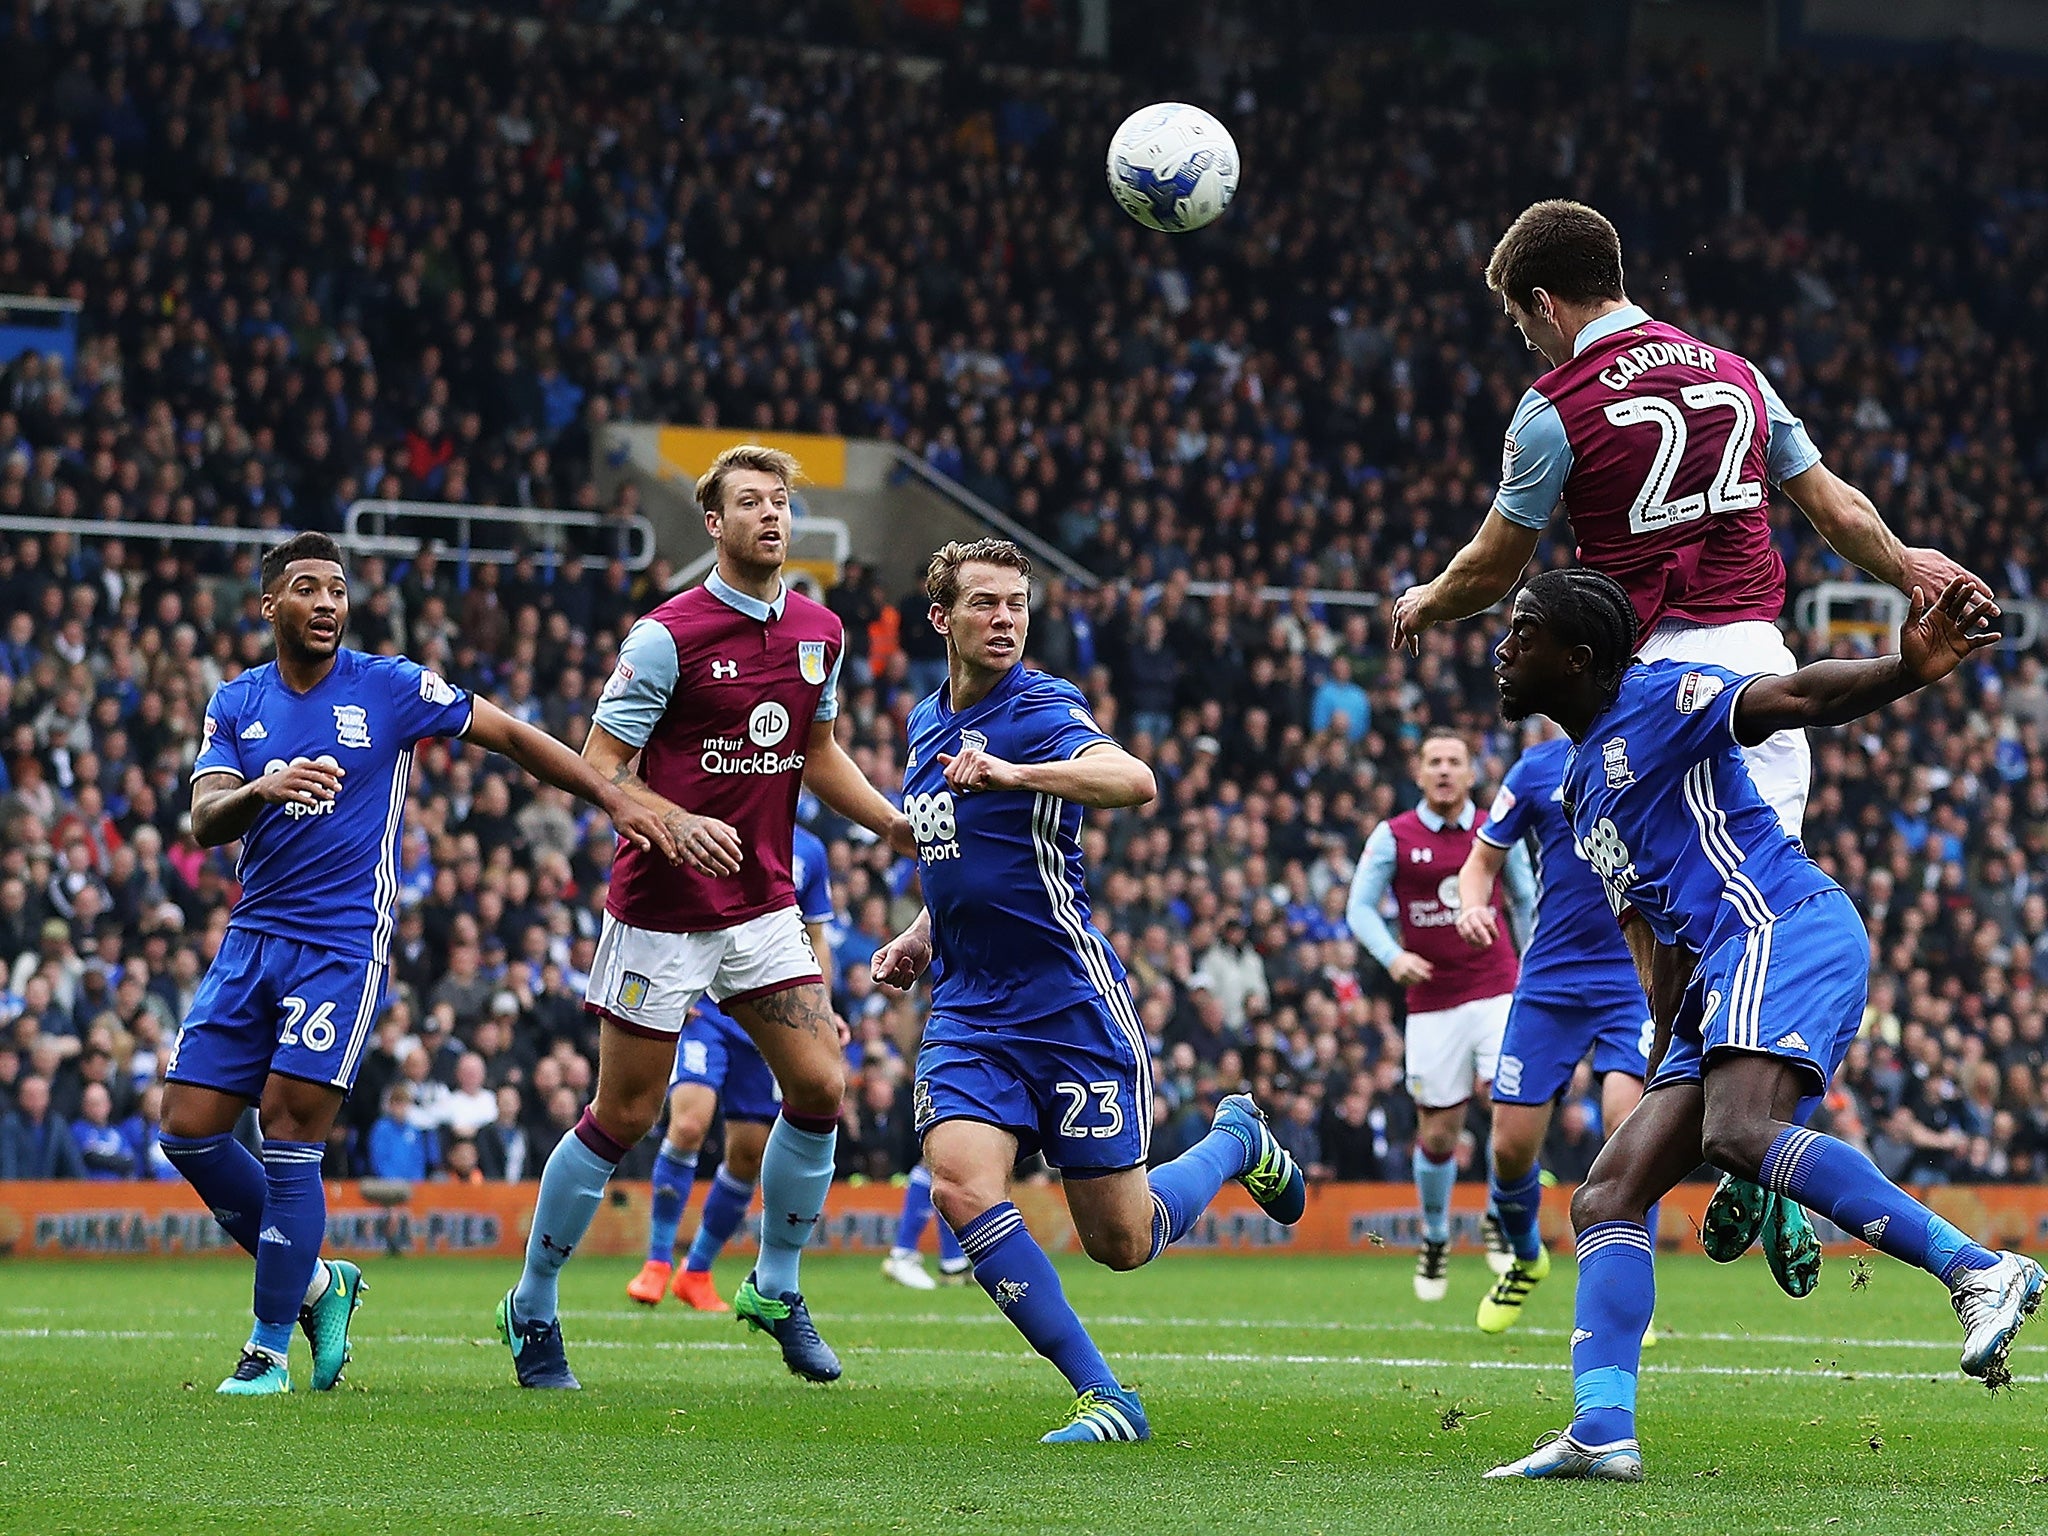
[217,1346,292,1396]
[1698,1173,1770,1262]
[1760,1191,1822,1298]
[298,1258,366,1391]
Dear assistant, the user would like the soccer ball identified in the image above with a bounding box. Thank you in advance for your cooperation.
[1105,103,1240,234]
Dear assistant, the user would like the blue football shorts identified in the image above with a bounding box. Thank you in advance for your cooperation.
[1649,889,1869,1115]
[166,927,386,1099]
[913,991,1152,1176]
[668,1002,781,1122]
[1492,988,1653,1106]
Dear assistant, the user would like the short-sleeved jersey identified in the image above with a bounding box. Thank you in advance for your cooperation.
[1495,306,1823,633]
[791,824,833,927]
[1479,736,1641,1007]
[903,663,1123,1028]
[1384,805,1519,1012]
[1560,661,1836,960]
[594,571,844,934]
[192,648,473,961]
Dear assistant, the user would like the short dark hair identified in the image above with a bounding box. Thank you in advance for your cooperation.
[1517,567,1640,697]
[1418,727,1470,759]
[1486,200,1626,310]
[925,538,1032,610]
[261,531,346,591]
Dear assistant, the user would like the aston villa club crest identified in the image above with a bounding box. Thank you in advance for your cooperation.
[798,641,828,686]
[618,971,651,1010]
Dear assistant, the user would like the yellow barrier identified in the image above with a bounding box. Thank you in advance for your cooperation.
[657,428,848,490]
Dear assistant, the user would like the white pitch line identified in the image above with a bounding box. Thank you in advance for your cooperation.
[559,1307,2042,1356]
[3,1326,2032,1386]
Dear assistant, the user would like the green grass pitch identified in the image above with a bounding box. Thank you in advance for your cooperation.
[4,1250,2044,1534]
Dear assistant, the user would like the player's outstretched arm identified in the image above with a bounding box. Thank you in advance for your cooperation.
[579,719,741,876]
[803,719,916,853]
[940,739,1155,809]
[1778,460,1996,611]
[189,762,344,847]
[1390,509,1543,652]
[1732,578,2000,743]
[463,697,682,863]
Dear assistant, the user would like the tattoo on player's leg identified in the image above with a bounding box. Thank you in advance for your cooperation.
[751,986,830,1037]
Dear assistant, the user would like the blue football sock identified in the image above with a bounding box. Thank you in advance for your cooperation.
[1568,1220,1655,1446]
[1645,1201,1661,1254]
[514,1110,624,1325]
[1761,1126,1998,1282]
[1490,1156,1544,1263]
[161,1131,265,1256]
[253,1140,326,1333]
[1414,1146,1457,1245]
[938,1213,966,1268]
[754,1111,836,1297]
[895,1164,936,1253]
[1145,1124,1246,1261]
[684,1168,756,1272]
[957,1202,1117,1397]
[647,1145,698,1263]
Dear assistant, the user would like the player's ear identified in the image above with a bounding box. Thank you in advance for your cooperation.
[928,603,948,637]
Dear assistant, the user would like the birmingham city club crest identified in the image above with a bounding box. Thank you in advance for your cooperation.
[798,641,828,685]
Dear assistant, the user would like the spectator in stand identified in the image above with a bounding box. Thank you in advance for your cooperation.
[368,1086,437,1183]
[0,1076,86,1179]
[70,1082,135,1180]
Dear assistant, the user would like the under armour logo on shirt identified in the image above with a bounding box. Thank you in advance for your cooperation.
[712,660,739,679]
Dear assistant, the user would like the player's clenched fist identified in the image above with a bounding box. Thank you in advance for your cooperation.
[253,757,344,808]
[939,745,1021,793]
[1454,905,1500,950]
[871,929,932,989]
[664,809,745,878]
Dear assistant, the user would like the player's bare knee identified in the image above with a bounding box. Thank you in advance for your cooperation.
[781,1060,844,1119]
[1082,1221,1151,1272]
[1699,1111,1771,1181]
[930,1172,997,1234]
[1570,1176,1629,1232]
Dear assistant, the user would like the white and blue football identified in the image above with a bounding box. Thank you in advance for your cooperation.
[1105,102,1240,234]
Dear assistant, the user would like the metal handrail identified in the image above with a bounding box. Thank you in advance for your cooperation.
[344,500,656,576]
[0,513,291,550]
[883,445,1099,587]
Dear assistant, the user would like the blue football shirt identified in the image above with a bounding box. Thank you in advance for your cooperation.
[192,648,475,962]
[1560,661,1835,959]
[902,664,1124,1027]
[1479,736,1640,1007]
[791,824,834,927]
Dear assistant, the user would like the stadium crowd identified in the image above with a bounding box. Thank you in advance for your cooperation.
[4,1,2048,1192]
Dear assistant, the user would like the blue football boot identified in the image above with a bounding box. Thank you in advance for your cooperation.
[734,1273,842,1382]
[496,1290,581,1389]
[1214,1094,1307,1226]
[1041,1384,1151,1444]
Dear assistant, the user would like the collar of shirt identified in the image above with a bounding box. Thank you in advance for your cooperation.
[1418,800,1476,833]
[706,567,786,621]
[1572,302,1651,358]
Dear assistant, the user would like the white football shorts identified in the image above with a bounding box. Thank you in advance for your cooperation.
[1635,617,1810,837]
[1405,992,1512,1111]
[584,906,821,1038]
